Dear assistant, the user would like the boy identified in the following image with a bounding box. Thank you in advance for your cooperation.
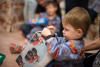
[41,7,91,67]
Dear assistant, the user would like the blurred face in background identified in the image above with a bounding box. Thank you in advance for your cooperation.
[37,0,47,7]
[46,4,57,16]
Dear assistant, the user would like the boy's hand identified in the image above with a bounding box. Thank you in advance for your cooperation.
[41,26,56,37]
[41,28,52,37]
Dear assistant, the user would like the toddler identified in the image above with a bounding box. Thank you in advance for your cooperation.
[41,7,91,67]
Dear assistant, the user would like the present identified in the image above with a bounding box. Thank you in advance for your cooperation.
[10,43,23,54]
[16,31,52,67]
[0,53,6,65]
[27,17,48,26]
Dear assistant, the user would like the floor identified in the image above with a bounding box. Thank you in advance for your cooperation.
[0,30,25,67]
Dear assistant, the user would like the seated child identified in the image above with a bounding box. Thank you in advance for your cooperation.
[41,7,91,67]
[29,1,61,37]
[22,1,61,38]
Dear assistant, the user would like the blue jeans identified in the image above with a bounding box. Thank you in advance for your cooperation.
[24,0,37,23]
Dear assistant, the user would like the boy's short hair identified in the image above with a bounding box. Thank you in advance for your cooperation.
[45,1,58,8]
[62,7,91,35]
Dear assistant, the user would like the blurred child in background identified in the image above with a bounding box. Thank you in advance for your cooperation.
[27,1,61,39]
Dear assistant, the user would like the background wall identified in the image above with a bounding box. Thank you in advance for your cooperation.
[0,0,24,32]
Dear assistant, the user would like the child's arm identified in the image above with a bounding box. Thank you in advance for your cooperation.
[46,38,84,61]
[41,26,84,61]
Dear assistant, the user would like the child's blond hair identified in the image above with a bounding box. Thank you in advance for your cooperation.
[62,7,91,35]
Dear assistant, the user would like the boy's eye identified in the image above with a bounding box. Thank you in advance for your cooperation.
[64,28,69,31]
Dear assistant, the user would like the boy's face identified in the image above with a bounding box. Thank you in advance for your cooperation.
[62,24,83,40]
[46,4,57,16]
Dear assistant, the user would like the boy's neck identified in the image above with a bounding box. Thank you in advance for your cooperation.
[65,37,83,41]
[75,37,83,40]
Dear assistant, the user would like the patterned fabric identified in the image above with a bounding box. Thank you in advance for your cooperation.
[93,50,100,67]
[46,37,85,67]
[10,43,24,54]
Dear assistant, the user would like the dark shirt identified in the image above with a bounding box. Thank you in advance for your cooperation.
[65,0,97,24]
[35,4,46,14]
[65,0,89,13]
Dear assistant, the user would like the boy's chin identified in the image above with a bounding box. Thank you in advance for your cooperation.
[64,37,74,40]
[64,36,69,40]
[48,13,54,16]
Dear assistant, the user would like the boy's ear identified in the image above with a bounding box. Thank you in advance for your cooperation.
[76,29,83,36]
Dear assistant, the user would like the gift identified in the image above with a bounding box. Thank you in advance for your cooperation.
[10,43,23,54]
[16,31,52,67]
[27,17,48,26]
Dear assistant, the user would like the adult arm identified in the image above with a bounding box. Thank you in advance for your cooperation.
[84,38,100,51]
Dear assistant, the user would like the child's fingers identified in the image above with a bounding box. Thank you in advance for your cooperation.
[47,26,55,29]
[41,28,51,37]
[47,26,56,35]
